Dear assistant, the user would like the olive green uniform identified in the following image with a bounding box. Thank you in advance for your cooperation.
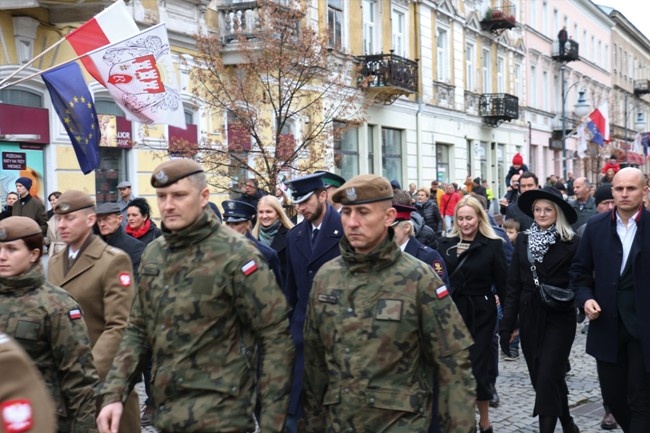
[0,264,98,432]
[100,209,294,433]
[303,232,476,433]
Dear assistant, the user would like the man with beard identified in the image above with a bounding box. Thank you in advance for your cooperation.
[284,172,343,433]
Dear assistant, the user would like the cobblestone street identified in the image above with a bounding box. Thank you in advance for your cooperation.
[136,322,612,432]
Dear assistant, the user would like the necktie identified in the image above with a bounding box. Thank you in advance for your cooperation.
[311,228,319,246]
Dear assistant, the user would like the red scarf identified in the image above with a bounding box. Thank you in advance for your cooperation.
[126,218,151,239]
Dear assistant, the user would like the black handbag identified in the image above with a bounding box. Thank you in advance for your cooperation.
[527,247,574,310]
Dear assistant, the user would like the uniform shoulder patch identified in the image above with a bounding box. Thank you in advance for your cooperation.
[435,285,449,299]
[432,260,444,276]
[1,399,33,433]
[68,308,82,321]
[118,272,132,287]
[241,260,258,276]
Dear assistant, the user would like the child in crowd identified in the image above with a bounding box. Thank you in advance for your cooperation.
[500,218,521,361]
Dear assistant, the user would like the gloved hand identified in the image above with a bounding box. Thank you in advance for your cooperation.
[499,331,512,357]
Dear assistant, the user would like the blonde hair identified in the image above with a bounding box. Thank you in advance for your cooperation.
[416,188,430,198]
[448,195,500,240]
[251,195,294,238]
[530,199,575,241]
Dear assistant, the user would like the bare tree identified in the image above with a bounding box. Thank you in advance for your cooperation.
[175,0,367,195]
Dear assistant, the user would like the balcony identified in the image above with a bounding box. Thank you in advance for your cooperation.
[551,116,577,140]
[217,1,260,43]
[551,39,579,62]
[479,93,519,127]
[480,1,516,34]
[357,53,418,105]
[634,79,650,96]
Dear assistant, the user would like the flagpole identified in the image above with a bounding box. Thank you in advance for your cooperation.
[0,23,167,91]
[0,38,68,87]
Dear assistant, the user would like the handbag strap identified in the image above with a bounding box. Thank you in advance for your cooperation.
[449,253,469,280]
[526,246,541,288]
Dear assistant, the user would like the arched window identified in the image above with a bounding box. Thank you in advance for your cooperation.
[0,89,42,108]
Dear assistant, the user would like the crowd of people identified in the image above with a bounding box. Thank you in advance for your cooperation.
[1,154,649,433]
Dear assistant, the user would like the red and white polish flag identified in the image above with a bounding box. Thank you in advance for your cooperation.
[65,0,140,85]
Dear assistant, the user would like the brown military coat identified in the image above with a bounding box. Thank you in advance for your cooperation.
[48,235,140,433]
[0,333,56,433]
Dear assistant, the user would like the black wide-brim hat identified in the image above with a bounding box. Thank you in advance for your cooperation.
[518,186,577,225]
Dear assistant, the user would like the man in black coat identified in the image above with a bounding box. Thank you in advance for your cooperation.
[504,171,539,231]
[570,167,650,433]
[284,172,343,433]
[96,202,145,276]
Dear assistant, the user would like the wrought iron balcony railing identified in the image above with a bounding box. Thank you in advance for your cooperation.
[479,93,519,127]
[551,39,579,62]
[634,79,650,96]
[357,53,418,104]
[480,1,516,33]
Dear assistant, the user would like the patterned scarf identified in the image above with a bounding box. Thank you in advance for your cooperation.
[258,219,281,247]
[527,222,558,263]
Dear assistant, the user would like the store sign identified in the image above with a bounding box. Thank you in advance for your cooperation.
[0,104,49,144]
[98,114,133,149]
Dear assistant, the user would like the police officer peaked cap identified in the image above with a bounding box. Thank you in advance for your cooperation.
[95,202,122,215]
[0,217,41,242]
[222,200,256,223]
[331,174,394,205]
[151,159,204,188]
[392,203,416,222]
[315,171,346,189]
[286,172,325,204]
[54,190,95,215]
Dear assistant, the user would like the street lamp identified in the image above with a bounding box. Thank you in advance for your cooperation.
[623,92,646,165]
[560,64,591,179]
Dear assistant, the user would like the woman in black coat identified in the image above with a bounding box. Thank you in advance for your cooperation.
[415,188,443,234]
[439,195,507,433]
[500,186,580,433]
[252,195,294,285]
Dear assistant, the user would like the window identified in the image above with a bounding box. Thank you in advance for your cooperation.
[542,1,548,35]
[553,9,558,37]
[591,36,595,62]
[333,121,359,180]
[542,71,549,111]
[382,128,402,182]
[328,0,343,50]
[436,143,450,183]
[227,111,251,191]
[95,100,127,205]
[530,65,537,106]
[605,44,609,69]
[597,41,602,66]
[530,0,536,30]
[362,0,377,54]
[367,125,375,173]
[436,27,449,82]
[514,63,522,97]
[391,8,406,57]
[482,48,491,93]
[0,89,42,108]
[466,42,475,91]
[497,57,505,93]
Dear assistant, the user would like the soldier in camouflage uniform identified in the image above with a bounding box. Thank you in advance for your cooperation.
[97,159,294,433]
[0,332,56,433]
[302,174,476,433]
[0,217,98,432]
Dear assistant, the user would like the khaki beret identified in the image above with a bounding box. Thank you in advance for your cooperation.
[331,174,394,205]
[0,216,41,241]
[151,159,204,188]
[54,190,95,215]
[96,202,121,215]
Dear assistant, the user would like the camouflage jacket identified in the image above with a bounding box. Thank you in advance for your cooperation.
[303,231,476,433]
[0,264,98,433]
[100,209,294,433]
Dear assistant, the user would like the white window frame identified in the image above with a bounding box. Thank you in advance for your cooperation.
[542,71,549,111]
[362,0,378,55]
[391,6,407,57]
[530,65,537,107]
[466,42,476,91]
[482,48,491,93]
[497,56,505,93]
[436,25,450,82]
[514,63,522,98]
[327,0,345,51]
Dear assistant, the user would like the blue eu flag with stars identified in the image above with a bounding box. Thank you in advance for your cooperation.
[42,62,100,174]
